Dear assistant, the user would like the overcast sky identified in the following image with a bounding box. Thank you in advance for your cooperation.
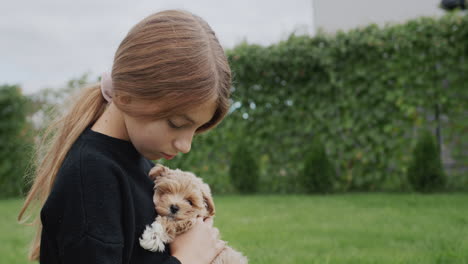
[0,0,314,95]
[1,0,446,95]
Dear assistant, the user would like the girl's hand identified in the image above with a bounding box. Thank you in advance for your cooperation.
[170,216,225,264]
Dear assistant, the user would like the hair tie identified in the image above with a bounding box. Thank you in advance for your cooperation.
[100,71,114,103]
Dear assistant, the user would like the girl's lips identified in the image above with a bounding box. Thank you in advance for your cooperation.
[161,152,175,160]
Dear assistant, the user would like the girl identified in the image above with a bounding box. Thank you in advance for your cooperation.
[18,9,231,264]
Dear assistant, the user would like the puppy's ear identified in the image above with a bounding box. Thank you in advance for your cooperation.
[148,164,169,181]
[201,183,215,216]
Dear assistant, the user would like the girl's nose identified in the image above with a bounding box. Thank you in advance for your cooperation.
[174,136,192,154]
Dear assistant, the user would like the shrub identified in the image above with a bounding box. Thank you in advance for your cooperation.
[300,138,336,193]
[0,84,31,198]
[407,129,446,192]
[229,142,259,193]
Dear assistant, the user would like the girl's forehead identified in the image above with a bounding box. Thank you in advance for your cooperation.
[176,98,217,122]
[136,95,217,121]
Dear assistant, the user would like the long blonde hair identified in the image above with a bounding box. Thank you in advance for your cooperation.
[17,9,231,261]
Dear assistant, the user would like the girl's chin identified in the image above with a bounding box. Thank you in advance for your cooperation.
[141,151,162,161]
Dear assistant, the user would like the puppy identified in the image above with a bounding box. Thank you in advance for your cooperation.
[139,164,248,264]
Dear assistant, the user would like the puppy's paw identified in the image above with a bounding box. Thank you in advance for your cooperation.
[139,220,170,252]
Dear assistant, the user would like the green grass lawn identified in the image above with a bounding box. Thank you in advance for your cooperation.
[3,193,468,264]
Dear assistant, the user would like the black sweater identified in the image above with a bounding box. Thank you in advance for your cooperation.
[40,125,181,264]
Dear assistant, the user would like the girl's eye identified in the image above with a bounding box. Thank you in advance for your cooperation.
[168,120,182,129]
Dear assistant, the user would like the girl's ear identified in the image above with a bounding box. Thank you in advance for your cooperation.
[115,94,132,105]
[148,164,169,181]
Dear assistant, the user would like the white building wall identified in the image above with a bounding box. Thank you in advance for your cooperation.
[312,0,446,34]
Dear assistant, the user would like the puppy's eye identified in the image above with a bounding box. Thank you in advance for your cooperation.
[186,199,193,206]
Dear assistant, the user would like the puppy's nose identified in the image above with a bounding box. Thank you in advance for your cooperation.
[170,204,179,214]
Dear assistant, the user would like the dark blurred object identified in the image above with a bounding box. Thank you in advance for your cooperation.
[440,0,466,10]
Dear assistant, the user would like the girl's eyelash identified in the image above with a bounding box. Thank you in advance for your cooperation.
[168,120,182,129]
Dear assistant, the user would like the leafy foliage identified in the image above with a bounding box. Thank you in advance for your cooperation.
[206,12,466,192]
[229,142,260,193]
[0,85,33,198]
[300,138,336,193]
[407,130,447,192]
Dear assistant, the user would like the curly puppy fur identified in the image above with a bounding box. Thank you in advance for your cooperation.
[139,164,248,264]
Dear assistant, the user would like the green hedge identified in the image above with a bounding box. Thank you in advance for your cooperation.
[165,12,467,193]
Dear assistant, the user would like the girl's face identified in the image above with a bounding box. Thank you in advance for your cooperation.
[122,98,217,161]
